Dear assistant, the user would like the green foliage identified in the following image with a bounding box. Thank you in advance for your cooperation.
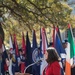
[0,0,74,43]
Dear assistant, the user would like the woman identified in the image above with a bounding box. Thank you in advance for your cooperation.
[43,47,61,75]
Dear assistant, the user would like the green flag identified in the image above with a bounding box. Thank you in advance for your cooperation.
[68,24,75,59]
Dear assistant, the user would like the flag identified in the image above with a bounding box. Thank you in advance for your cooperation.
[25,32,32,74]
[40,28,48,75]
[2,44,8,74]
[21,32,26,73]
[56,26,62,42]
[53,27,66,75]
[9,35,14,53]
[39,28,43,58]
[41,28,48,54]
[13,34,19,56]
[22,32,26,55]
[65,24,75,75]
[13,34,20,72]
[9,35,14,75]
[32,30,40,75]
[0,37,2,48]
[53,27,66,59]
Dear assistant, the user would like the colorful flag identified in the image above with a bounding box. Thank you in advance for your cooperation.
[22,32,26,55]
[65,24,75,75]
[9,35,13,75]
[32,30,40,75]
[25,32,32,74]
[21,32,26,73]
[0,37,2,49]
[40,28,48,75]
[9,35,13,53]
[56,26,62,42]
[39,28,43,58]
[53,27,66,75]
[53,27,66,58]
[13,34,20,72]
[2,44,8,74]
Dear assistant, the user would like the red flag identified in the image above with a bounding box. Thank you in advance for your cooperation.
[0,38,2,48]
[22,32,26,55]
[9,35,13,53]
[40,28,48,75]
[41,28,48,54]
[53,26,55,47]
[21,32,26,73]
[13,34,19,56]
[68,24,70,29]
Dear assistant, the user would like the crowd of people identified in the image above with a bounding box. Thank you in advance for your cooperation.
[1,48,26,75]
[1,39,75,75]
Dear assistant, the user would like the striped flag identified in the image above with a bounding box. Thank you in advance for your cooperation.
[13,34,20,72]
[22,32,26,55]
[9,35,14,75]
[65,24,75,75]
[9,35,13,53]
[41,28,48,54]
[53,27,66,59]
[53,27,66,75]
[21,32,26,73]
[40,28,48,75]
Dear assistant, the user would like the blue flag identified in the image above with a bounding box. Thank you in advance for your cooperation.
[32,30,40,75]
[13,34,20,73]
[1,44,8,75]
[54,28,66,58]
[39,28,43,58]
[53,28,66,75]
[25,32,32,74]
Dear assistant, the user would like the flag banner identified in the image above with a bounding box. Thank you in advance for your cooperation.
[56,26,62,42]
[9,35,14,75]
[53,27,66,75]
[32,30,40,75]
[13,34,20,72]
[9,35,14,54]
[65,24,75,75]
[53,27,66,59]
[40,28,48,75]
[1,44,8,75]
[21,32,26,73]
[22,32,26,55]
[25,32,32,74]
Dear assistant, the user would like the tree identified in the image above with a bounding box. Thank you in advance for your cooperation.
[0,0,74,46]
[0,0,73,30]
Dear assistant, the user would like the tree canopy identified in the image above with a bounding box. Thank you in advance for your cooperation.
[0,0,74,46]
[0,0,73,31]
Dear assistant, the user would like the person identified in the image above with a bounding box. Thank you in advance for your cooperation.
[62,40,67,72]
[43,47,61,75]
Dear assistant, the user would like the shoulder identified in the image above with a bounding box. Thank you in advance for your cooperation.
[51,61,60,67]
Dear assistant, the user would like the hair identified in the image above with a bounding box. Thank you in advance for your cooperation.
[46,47,59,64]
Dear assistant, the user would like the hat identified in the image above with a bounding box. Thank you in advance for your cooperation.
[65,39,68,43]
[62,39,68,44]
[62,40,65,44]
